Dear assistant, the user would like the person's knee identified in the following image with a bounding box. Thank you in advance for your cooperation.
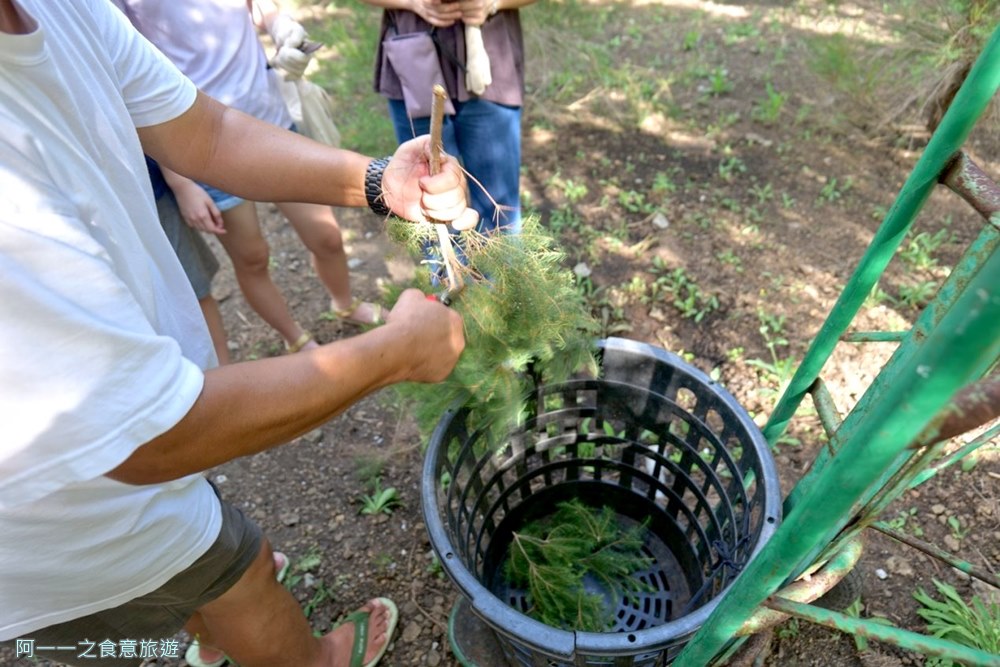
[230,241,271,274]
[302,223,345,259]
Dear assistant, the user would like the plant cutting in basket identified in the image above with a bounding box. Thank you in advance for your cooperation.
[505,499,654,631]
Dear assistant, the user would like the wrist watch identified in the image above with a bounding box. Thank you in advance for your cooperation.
[365,157,392,216]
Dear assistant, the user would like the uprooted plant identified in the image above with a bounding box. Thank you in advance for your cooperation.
[386,215,600,448]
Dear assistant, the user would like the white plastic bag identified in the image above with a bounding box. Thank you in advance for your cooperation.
[278,78,342,148]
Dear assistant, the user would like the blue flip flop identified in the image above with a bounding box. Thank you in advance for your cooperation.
[337,597,399,667]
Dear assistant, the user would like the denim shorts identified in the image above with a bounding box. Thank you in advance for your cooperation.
[198,123,298,211]
[1,486,263,667]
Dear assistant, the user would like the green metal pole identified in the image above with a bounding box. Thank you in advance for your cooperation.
[762,597,1000,666]
[908,422,1000,487]
[786,223,999,511]
[672,251,1000,667]
[761,24,1000,447]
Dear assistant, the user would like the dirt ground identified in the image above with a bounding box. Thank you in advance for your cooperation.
[6,1,999,666]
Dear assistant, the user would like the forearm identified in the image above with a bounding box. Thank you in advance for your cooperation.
[107,325,415,484]
[139,92,370,209]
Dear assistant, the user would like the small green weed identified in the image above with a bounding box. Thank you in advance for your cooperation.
[747,308,795,395]
[885,507,924,537]
[816,177,853,205]
[360,477,401,516]
[947,515,968,541]
[844,598,894,652]
[707,67,733,96]
[682,29,700,51]
[650,259,719,322]
[898,228,952,272]
[896,280,938,309]
[752,82,787,125]
[914,579,1000,666]
[718,156,747,181]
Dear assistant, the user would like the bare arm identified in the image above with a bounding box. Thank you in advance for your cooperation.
[139,91,477,227]
[107,290,464,484]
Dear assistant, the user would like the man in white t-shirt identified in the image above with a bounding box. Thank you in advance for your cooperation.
[0,1,477,666]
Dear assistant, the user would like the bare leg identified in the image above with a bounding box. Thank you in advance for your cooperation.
[276,202,379,325]
[216,202,317,350]
[185,542,391,667]
[198,296,230,365]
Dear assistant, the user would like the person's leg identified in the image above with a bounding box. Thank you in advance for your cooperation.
[156,192,231,360]
[452,99,522,234]
[199,296,231,365]
[274,201,380,326]
[215,201,318,351]
[186,541,392,667]
[187,551,288,665]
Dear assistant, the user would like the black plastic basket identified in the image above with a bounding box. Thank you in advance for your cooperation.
[422,338,781,666]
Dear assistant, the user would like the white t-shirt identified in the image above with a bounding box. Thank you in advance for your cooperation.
[114,0,293,129]
[0,0,223,639]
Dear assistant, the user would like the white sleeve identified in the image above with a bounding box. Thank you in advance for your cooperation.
[0,129,204,510]
[95,0,198,128]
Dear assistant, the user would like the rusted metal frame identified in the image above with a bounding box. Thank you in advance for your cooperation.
[871,521,1000,589]
[810,370,1000,568]
[808,377,843,447]
[909,421,1000,488]
[761,596,1000,666]
[920,370,1000,445]
[672,245,1000,667]
[735,537,864,637]
[940,151,1000,225]
[760,32,1000,450]
[785,224,1000,514]
[840,331,906,343]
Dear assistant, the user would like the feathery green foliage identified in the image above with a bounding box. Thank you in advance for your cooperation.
[914,579,1000,666]
[387,215,600,447]
[504,500,653,632]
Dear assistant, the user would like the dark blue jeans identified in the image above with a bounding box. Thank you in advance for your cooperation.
[388,97,522,235]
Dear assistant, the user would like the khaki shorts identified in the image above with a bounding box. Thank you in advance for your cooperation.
[2,490,262,667]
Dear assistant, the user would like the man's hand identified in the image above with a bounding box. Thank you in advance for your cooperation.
[385,288,465,383]
[411,0,463,27]
[382,137,479,230]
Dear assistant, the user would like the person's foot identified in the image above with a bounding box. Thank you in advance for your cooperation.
[286,330,319,354]
[323,598,397,667]
[331,299,384,327]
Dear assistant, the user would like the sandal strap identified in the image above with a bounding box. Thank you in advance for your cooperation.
[286,331,314,354]
[343,609,370,667]
[333,297,364,319]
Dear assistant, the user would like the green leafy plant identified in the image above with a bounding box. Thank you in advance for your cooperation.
[885,507,924,537]
[504,499,652,631]
[387,216,600,448]
[816,177,853,205]
[707,67,733,96]
[747,308,795,395]
[752,82,787,124]
[914,579,1000,666]
[897,280,938,309]
[947,515,969,541]
[843,598,894,652]
[898,228,952,271]
[360,477,401,516]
